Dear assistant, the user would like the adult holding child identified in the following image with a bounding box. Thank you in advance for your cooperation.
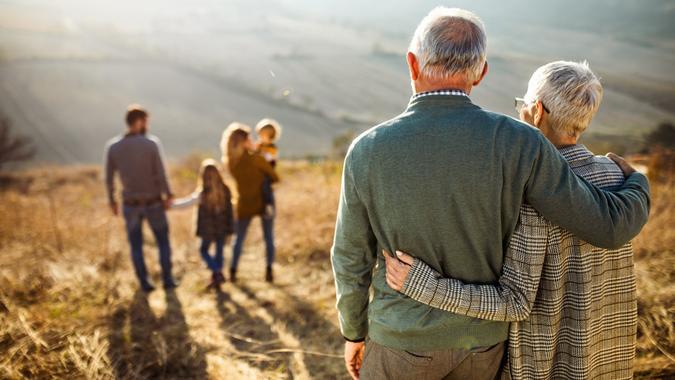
[221,122,280,283]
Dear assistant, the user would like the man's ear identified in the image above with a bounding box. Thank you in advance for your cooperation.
[472,61,489,86]
[533,101,545,127]
[406,51,420,81]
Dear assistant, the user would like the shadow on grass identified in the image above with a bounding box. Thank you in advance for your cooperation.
[235,283,343,378]
[214,288,293,377]
[107,289,208,379]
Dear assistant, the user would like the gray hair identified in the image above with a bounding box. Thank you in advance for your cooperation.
[525,61,603,137]
[408,7,487,83]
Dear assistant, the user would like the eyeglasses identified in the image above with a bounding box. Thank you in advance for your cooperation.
[514,97,550,114]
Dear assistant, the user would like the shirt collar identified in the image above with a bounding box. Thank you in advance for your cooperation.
[411,89,469,101]
[558,144,594,163]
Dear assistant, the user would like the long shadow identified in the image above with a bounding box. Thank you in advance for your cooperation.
[163,289,208,378]
[107,290,208,379]
[214,288,293,377]
[235,283,343,378]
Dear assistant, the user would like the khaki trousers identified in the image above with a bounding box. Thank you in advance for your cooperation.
[360,340,505,380]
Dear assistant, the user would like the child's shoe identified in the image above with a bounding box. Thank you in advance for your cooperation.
[265,266,274,283]
[206,272,218,290]
[229,268,237,283]
[215,271,225,285]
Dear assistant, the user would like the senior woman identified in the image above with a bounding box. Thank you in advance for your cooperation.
[385,61,640,379]
[221,122,279,283]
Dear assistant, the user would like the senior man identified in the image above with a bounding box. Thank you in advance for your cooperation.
[385,61,640,379]
[330,7,650,380]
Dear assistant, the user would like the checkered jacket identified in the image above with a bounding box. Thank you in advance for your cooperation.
[401,144,636,380]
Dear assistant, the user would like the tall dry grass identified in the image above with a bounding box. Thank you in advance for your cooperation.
[0,155,672,379]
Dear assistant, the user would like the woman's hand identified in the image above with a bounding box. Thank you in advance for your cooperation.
[606,152,638,177]
[383,250,415,291]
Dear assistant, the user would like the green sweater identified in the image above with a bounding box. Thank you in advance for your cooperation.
[331,94,650,351]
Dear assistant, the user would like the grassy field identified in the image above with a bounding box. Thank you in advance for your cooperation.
[0,157,673,379]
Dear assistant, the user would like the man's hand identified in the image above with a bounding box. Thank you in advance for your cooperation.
[606,152,636,177]
[383,250,414,291]
[109,201,119,216]
[345,341,365,380]
[163,195,174,210]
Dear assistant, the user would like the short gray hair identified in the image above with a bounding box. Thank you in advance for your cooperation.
[408,7,487,82]
[525,61,603,137]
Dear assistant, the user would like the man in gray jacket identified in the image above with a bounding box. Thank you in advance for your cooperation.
[105,105,176,292]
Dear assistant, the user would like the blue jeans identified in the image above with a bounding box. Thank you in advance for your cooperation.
[200,237,225,272]
[231,216,274,270]
[122,203,174,286]
[262,176,275,207]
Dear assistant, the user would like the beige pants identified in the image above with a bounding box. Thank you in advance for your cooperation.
[360,340,505,380]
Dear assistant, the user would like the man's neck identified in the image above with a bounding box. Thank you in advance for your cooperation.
[413,80,473,96]
[126,129,145,137]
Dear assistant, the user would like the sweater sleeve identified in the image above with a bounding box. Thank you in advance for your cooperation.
[331,152,377,341]
[171,192,200,209]
[104,143,116,204]
[525,135,650,249]
[152,139,173,197]
[400,205,549,321]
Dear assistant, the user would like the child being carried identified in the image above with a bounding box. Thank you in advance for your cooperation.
[255,118,282,219]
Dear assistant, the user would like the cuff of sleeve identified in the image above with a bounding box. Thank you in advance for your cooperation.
[401,259,438,305]
[343,336,365,343]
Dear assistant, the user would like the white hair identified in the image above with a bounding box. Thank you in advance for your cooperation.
[525,61,603,137]
[408,7,487,83]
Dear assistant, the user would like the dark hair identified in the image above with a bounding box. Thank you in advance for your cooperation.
[125,105,148,126]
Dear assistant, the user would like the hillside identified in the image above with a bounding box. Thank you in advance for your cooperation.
[0,158,673,379]
[1,0,674,163]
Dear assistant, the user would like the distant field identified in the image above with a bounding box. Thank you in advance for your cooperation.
[1,0,674,163]
[0,157,673,378]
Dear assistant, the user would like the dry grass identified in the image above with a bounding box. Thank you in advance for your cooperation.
[0,156,672,379]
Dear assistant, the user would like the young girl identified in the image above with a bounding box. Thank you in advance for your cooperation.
[173,159,234,288]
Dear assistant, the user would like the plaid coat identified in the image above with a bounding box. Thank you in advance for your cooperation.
[402,145,637,380]
[196,188,234,240]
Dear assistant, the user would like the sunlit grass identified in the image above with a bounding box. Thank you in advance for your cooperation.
[0,156,672,378]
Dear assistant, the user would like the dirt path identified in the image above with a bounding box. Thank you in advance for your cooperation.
[105,233,344,380]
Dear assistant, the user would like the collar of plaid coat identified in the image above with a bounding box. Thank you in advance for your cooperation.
[558,144,594,163]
